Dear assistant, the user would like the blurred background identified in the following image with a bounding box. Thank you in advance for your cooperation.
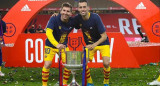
[0,0,160,39]
[0,0,160,15]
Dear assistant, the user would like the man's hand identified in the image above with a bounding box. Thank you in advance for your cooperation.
[56,44,66,50]
[86,44,96,50]
[51,13,58,17]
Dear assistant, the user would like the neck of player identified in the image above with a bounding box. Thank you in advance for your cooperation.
[82,12,90,20]
[61,17,68,23]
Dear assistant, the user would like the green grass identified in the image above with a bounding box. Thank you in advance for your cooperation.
[0,64,159,86]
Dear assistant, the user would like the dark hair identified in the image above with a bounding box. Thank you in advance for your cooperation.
[61,2,72,12]
[78,0,89,6]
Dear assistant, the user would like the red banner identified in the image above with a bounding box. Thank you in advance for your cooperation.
[2,33,141,68]
[3,33,160,68]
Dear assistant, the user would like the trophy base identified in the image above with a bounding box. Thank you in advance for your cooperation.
[68,82,80,86]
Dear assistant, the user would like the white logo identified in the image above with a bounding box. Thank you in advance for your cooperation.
[90,27,93,29]
[28,0,47,1]
[136,2,146,9]
[21,4,31,11]
[69,27,72,30]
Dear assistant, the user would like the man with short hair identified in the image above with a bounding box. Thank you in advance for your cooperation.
[29,24,36,33]
[0,13,6,76]
[41,2,75,86]
[75,0,111,86]
[36,24,45,33]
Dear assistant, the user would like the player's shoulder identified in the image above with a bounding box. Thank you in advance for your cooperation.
[49,16,56,22]
[49,14,61,24]
[91,12,100,18]
[73,14,81,19]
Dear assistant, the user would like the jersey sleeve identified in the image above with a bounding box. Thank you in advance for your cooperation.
[95,14,106,34]
[46,16,55,30]
[46,28,59,47]
[46,16,59,47]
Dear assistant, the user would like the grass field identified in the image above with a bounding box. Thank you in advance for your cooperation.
[0,64,159,86]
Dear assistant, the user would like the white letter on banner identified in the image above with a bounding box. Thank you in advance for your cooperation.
[55,53,59,63]
[25,39,34,63]
[35,39,43,63]
[92,57,95,63]
[110,38,114,62]
[119,18,132,34]
[132,18,141,34]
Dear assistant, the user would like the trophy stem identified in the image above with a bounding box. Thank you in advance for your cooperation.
[69,70,80,86]
[72,70,76,83]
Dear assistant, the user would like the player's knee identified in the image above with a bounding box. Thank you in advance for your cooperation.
[103,62,110,68]
[44,62,52,69]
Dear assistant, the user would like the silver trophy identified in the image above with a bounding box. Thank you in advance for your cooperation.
[63,51,83,86]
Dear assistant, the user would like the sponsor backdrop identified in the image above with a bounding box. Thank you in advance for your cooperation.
[2,32,160,68]
[3,0,160,44]
[112,0,160,42]
[3,32,142,68]
[2,0,160,68]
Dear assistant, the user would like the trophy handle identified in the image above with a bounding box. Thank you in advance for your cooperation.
[82,47,88,86]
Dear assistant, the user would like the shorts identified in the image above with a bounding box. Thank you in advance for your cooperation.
[89,45,110,61]
[44,46,69,63]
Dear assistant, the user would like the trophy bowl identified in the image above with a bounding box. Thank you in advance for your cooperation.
[63,51,83,86]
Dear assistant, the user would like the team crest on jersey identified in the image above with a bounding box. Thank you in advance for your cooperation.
[80,24,82,27]
[59,26,61,29]
[69,27,72,30]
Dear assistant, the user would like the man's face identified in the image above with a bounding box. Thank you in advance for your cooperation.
[32,25,34,28]
[60,7,72,21]
[78,2,89,16]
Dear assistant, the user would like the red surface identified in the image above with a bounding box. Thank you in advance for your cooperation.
[2,33,144,68]
[130,46,160,65]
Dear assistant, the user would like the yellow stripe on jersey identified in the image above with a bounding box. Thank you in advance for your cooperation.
[46,28,59,47]
[84,31,92,41]
[59,33,67,44]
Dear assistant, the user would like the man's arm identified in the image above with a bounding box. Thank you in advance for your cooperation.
[86,14,107,50]
[46,28,65,49]
[86,32,107,50]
